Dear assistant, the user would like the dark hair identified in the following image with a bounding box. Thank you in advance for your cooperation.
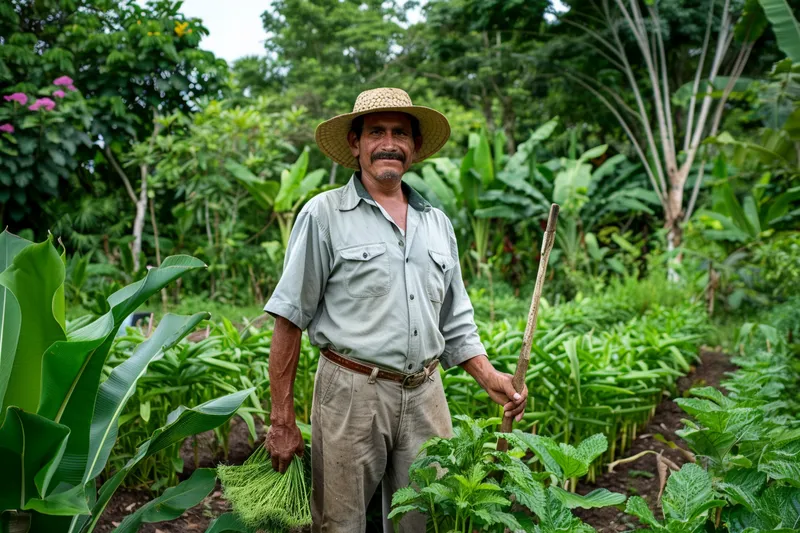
[350,113,421,139]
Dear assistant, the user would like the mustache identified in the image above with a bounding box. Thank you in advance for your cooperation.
[371,151,406,163]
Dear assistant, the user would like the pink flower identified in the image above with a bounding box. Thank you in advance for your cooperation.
[67,85,77,92]
[3,92,28,105]
[53,90,66,98]
[0,124,14,133]
[29,97,56,111]
[53,76,74,86]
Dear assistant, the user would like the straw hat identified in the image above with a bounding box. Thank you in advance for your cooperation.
[315,88,451,170]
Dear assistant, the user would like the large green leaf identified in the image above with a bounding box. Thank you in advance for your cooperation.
[40,255,206,486]
[759,440,800,486]
[294,168,326,201]
[526,483,594,533]
[226,160,279,210]
[625,496,660,528]
[529,118,560,145]
[85,313,209,482]
[275,147,310,212]
[719,469,767,511]
[765,186,800,225]
[421,164,458,216]
[757,0,800,62]
[721,184,758,238]
[403,172,443,211]
[0,239,66,418]
[662,463,718,522]
[551,487,626,509]
[0,406,70,511]
[80,389,252,533]
[472,129,494,188]
[0,231,31,411]
[204,513,254,533]
[23,483,89,516]
[113,468,216,533]
[460,148,480,212]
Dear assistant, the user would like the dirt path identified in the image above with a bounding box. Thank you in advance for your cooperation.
[97,350,734,533]
[573,350,735,531]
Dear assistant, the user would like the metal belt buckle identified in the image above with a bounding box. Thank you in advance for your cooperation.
[402,371,426,389]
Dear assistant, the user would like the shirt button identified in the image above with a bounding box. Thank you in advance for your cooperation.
[398,240,404,246]
[413,329,418,336]
[409,294,414,300]
[362,252,368,258]
[405,258,409,263]
[408,364,413,370]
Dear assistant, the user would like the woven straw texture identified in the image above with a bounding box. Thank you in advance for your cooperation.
[315,88,451,170]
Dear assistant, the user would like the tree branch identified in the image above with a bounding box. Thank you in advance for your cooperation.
[565,72,666,209]
[683,0,716,154]
[105,145,138,204]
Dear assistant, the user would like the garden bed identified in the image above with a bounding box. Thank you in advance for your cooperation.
[574,349,735,532]
[96,349,734,533]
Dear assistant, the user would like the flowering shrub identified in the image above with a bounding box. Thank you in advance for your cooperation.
[0,76,92,221]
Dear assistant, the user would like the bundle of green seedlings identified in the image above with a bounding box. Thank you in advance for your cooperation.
[216,445,312,531]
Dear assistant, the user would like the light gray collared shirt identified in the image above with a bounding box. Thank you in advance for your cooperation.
[264,173,486,373]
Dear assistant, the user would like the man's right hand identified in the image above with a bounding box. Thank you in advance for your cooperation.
[266,421,305,473]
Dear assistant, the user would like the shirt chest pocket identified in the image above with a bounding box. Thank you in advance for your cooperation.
[427,249,455,303]
[339,242,391,298]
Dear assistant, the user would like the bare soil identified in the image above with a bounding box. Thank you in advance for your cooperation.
[96,350,734,533]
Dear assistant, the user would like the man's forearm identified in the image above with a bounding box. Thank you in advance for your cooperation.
[459,354,494,389]
[269,316,303,426]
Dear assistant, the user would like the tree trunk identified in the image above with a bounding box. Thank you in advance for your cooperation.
[329,161,338,185]
[665,179,685,280]
[481,97,495,133]
[131,167,148,272]
[502,97,516,155]
[149,196,168,310]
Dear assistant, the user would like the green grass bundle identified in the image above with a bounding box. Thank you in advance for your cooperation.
[216,446,311,532]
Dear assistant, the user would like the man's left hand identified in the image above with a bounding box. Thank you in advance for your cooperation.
[483,370,527,421]
[460,355,527,422]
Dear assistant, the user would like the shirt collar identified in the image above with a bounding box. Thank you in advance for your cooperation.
[338,172,431,213]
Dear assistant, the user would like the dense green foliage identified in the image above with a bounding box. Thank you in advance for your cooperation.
[622,299,800,532]
[390,417,621,532]
[1,0,798,530]
[0,233,250,532]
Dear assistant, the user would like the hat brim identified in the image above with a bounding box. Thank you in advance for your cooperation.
[315,106,451,170]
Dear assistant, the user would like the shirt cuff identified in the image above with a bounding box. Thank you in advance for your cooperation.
[264,299,312,330]
[440,342,487,370]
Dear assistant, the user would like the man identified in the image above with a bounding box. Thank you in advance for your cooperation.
[264,87,528,532]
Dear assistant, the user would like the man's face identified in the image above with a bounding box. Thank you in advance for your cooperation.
[347,112,422,182]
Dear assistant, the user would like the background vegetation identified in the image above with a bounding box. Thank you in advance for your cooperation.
[1,0,798,531]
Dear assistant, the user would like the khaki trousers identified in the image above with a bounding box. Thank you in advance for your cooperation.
[311,356,453,533]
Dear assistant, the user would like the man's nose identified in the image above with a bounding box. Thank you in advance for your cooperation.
[380,133,400,150]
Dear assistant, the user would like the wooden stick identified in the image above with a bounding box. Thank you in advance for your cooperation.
[497,204,559,452]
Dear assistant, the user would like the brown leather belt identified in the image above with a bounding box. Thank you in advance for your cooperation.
[321,348,438,389]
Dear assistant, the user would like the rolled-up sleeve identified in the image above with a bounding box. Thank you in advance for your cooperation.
[438,220,486,369]
[264,208,331,330]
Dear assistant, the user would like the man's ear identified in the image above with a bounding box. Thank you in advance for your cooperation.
[414,135,423,154]
[347,130,360,158]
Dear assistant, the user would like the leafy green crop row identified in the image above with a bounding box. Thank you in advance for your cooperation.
[623,298,800,532]
[445,301,706,482]
[101,272,706,491]
[390,417,624,532]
